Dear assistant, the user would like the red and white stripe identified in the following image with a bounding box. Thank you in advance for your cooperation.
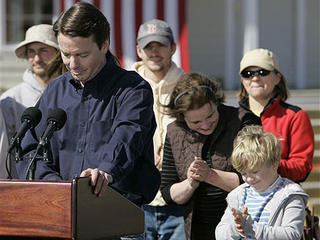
[56,0,190,72]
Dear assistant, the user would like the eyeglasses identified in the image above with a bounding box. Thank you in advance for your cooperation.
[241,69,272,79]
[27,48,52,59]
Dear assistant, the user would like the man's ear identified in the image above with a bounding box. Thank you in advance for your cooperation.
[171,43,177,56]
[102,40,109,54]
[136,45,143,59]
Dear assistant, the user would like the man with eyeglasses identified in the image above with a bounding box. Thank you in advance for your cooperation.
[0,24,59,178]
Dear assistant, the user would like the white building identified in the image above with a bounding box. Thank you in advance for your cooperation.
[0,0,319,90]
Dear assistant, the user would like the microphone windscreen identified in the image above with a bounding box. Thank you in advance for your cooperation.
[21,107,42,128]
[47,108,67,130]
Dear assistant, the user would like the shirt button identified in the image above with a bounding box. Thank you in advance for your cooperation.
[78,148,82,153]
[80,122,85,127]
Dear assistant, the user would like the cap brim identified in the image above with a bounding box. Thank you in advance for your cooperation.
[15,39,59,59]
[138,35,171,49]
[240,59,275,73]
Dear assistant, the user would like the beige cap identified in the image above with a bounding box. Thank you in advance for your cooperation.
[15,24,59,59]
[239,48,280,73]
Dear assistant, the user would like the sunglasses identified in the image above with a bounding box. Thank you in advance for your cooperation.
[241,69,272,79]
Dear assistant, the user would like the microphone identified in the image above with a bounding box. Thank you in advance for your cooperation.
[8,107,42,152]
[36,108,67,151]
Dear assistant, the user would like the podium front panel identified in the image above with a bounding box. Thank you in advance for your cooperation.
[0,180,72,239]
[74,177,144,240]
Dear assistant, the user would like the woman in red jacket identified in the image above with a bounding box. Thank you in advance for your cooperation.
[238,48,314,182]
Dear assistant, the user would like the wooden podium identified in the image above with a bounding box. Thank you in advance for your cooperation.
[0,177,144,239]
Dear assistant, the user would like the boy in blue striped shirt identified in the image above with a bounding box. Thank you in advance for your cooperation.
[215,125,308,240]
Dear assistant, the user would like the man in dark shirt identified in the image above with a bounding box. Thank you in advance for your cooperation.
[18,2,160,206]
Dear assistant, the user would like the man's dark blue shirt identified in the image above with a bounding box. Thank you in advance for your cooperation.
[18,52,160,204]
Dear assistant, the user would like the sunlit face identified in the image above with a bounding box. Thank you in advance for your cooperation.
[58,33,108,84]
[241,66,281,102]
[184,102,219,135]
[137,41,176,75]
[241,162,279,192]
[27,42,57,79]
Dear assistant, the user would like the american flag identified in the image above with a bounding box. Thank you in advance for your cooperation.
[55,0,190,72]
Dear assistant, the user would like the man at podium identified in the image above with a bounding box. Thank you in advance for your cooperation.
[17,2,160,210]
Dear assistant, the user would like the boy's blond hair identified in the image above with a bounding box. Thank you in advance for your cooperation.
[231,125,281,173]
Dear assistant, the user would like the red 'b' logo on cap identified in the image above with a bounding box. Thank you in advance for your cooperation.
[147,24,157,33]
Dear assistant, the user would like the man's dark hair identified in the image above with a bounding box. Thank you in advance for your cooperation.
[53,2,110,49]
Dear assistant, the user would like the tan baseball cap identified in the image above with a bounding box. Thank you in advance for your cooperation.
[15,24,59,59]
[239,48,280,73]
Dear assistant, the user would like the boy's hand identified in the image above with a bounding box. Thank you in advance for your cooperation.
[231,206,248,238]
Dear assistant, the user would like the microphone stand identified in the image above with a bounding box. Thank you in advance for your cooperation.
[27,151,37,180]
[14,138,22,162]
[5,137,23,179]
[8,137,47,180]
[25,139,50,180]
